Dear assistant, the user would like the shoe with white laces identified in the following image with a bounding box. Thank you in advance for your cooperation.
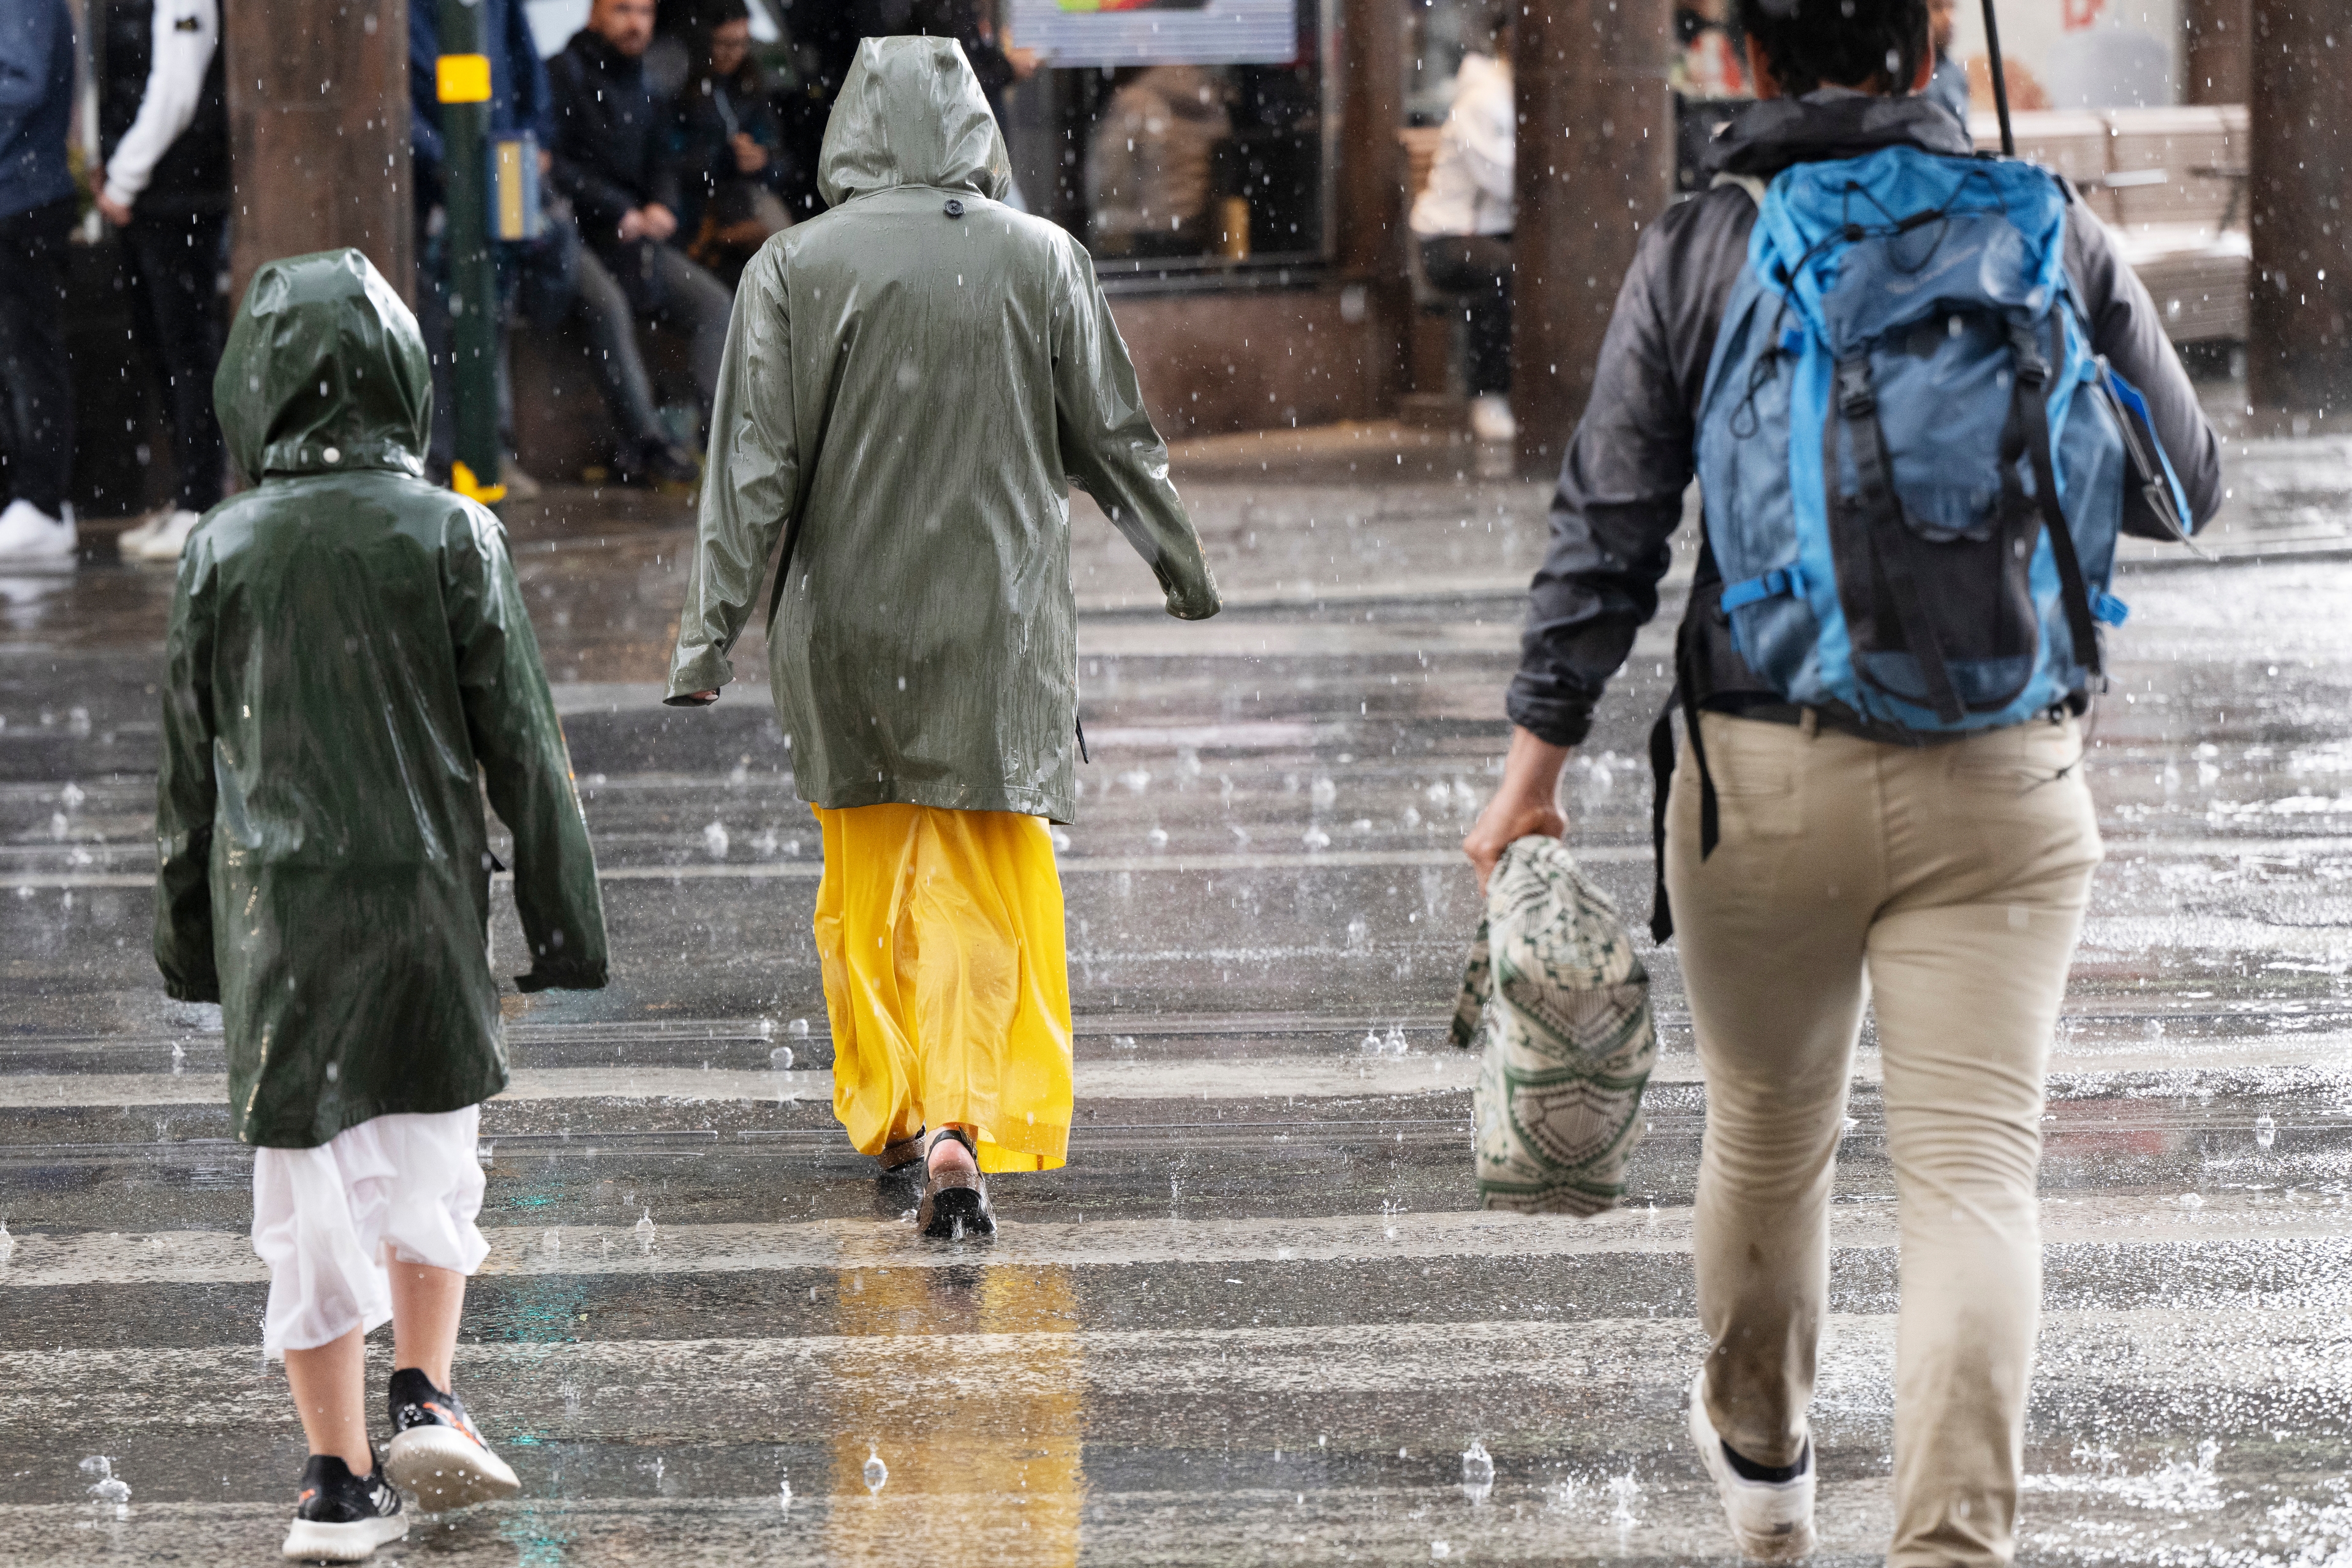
[131,508,203,562]
[1688,1366,1816,1561]
[383,1368,520,1511]
[0,499,77,564]
[1468,393,1517,445]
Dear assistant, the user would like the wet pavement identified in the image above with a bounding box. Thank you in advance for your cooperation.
[2,407,2350,1564]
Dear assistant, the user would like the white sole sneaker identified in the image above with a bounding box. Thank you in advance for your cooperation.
[383,1423,521,1512]
[1688,1366,1817,1561]
[281,1511,408,1562]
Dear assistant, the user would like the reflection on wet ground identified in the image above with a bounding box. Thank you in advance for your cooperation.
[2,418,2349,1563]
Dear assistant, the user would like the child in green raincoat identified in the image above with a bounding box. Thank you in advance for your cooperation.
[155,250,607,1561]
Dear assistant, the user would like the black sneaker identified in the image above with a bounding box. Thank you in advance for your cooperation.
[281,1453,404,1562]
[383,1367,521,1512]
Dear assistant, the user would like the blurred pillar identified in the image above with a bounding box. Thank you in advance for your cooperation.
[1335,0,1409,412]
[2246,0,2351,417]
[1509,0,1675,474]
[224,0,413,312]
[2182,0,2249,104]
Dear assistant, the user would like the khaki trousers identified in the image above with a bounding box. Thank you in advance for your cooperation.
[1665,711,2102,1566]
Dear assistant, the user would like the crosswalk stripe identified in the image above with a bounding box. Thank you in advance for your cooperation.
[2,1196,2334,1289]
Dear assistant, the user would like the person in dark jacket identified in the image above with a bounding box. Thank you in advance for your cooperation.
[1461,3,2221,1564]
[548,0,735,464]
[157,250,607,1561]
[674,0,794,285]
[96,0,230,564]
[0,0,79,563]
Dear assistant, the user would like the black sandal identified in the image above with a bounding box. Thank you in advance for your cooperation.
[914,1126,995,1240]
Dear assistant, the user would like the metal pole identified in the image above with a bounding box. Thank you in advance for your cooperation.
[1979,0,2015,156]
[437,0,503,503]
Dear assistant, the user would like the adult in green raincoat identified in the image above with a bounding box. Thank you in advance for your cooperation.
[665,36,1218,1237]
[154,249,603,1556]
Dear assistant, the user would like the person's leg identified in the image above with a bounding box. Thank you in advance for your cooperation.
[388,1257,466,1392]
[813,803,928,1159]
[1666,715,1884,1466]
[907,807,1074,1175]
[127,212,229,512]
[0,198,77,516]
[1866,717,2102,1567]
[284,1330,374,1473]
[568,246,667,448]
[645,244,736,433]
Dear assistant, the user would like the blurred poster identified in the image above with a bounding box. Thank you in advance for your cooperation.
[1009,0,1297,67]
[1947,0,2182,110]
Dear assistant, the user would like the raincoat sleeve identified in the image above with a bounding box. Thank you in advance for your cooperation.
[666,246,799,701]
[445,509,610,992]
[154,544,221,1003]
[1049,242,1220,621]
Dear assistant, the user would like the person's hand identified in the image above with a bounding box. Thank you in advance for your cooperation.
[641,203,677,241]
[617,208,650,241]
[95,189,133,227]
[688,689,719,703]
[1006,45,1041,81]
[1461,726,1572,894]
[730,132,769,175]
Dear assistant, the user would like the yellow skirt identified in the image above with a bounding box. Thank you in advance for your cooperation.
[812,803,1073,1173]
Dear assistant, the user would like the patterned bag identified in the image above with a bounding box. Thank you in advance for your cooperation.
[1451,835,1657,1215]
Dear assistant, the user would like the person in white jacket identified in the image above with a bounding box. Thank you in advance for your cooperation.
[1408,17,1515,445]
[94,0,229,564]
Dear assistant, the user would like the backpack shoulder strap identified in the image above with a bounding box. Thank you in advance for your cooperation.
[1709,172,1768,206]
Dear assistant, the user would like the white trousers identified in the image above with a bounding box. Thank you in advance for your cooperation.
[251,1106,490,1358]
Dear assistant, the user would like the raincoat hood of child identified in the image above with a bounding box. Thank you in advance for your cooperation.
[214,247,433,483]
[816,34,1014,208]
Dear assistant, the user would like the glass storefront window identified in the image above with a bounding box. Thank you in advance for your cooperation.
[1003,0,1335,280]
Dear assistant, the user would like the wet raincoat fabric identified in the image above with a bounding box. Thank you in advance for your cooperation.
[155,249,607,1150]
[664,36,1219,824]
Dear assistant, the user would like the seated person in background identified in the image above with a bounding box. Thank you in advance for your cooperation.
[676,0,793,286]
[1672,0,1749,98]
[1408,13,1516,445]
[1085,66,1230,258]
[548,0,732,479]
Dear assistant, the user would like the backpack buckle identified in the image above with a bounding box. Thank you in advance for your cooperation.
[1836,361,1875,417]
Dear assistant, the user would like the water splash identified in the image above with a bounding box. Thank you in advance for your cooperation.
[2256,1114,2277,1150]
[769,1045,795,1070]
[635,1208,657,1251]
[1460,1439,1494,1504]
[863,1446,889,1495]
[702,820,729,859]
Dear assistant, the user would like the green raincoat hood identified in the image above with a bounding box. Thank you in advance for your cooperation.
[215,247,432,483]
[818,36,1013,208]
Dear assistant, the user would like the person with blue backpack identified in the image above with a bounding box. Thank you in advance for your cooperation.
[1463,1,2220,1562]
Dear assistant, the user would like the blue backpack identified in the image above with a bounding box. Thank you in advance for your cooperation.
[1695,145,2190,734]
[1648,145,2195,941]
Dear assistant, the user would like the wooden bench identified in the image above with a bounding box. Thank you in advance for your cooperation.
[1975,105,2250,342]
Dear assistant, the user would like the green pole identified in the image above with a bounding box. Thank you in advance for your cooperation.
[437,0,504,503]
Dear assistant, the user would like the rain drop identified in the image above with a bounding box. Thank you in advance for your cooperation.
[703,820,730,859]
[1460,1439,1494,1501]
[635,1208,657,1250]
[2255,1114,2276,1150]
[769,1045,795,1071]
[863,1446,889,1494]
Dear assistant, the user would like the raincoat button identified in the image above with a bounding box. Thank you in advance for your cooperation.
[943,198,964,219]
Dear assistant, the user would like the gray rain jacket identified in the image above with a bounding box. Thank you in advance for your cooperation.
[1506,92,2225,748]
[665,37,1219,822]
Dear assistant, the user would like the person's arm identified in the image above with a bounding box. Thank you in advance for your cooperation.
[1454,61,1515,213]
[100,0,219,212]
[2065,202,2225,532]
[545,59,641,234]
[667,245,802,703]
[154,543,221,1003]
[1050,239,1219,620]
[445,507,609,991]
[1467,209,1714,883]
[0,2,64,154]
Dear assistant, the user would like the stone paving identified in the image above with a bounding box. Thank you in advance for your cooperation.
[0,409,2348,1564]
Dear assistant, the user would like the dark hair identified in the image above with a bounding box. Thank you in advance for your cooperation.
[1733,0,1929,97]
